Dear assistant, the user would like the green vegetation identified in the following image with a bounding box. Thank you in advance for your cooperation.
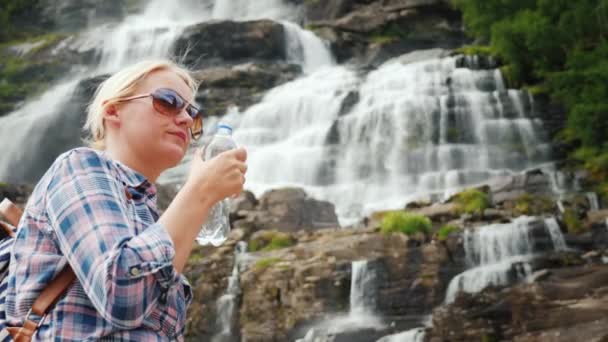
[380,211,432,236]
[368,23,409,45]
[514,194,555,216]
[452,0,608,195]
[0,33,69,115]
[563,208,584,234]
[0,0,45,42]
[437,224,459,241]
[255,257,282,271]
[481,334,498,342]
[454,189,490,217]
[455,45,496,57]
[249,231,295,252]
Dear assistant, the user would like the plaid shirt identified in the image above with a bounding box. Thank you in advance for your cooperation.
[5,147,192,341]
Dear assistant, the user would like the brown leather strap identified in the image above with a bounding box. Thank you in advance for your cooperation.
[0,198,22,227]
[1,198,76,337]
[7,319,37,341]
[32,266,76,316]
[0,220,15,238]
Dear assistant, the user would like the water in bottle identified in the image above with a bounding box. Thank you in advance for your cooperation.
[196,123,238,246]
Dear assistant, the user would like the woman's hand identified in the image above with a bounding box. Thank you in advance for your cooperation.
[185,147,248,206]
[160,146,248,273]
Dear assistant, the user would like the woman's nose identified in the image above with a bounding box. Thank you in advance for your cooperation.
[175,109,193,127]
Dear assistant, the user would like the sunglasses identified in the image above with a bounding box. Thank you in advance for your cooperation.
[116,88,203,140]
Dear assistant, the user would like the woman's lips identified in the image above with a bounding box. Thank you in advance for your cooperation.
[169,131,187,143]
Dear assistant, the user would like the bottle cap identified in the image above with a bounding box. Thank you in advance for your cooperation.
[217,123,233,133]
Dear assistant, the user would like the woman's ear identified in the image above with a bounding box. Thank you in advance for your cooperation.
[103,101,121,124]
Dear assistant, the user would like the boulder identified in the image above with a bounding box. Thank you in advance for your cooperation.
[254,188,340,232]
[173,20,287,68]
[587,209,608,226]
[194,62,300,117]
[306,0,466,66]
[427,264,608,341]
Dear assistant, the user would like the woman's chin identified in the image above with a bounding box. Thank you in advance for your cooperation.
[159,144,187,167]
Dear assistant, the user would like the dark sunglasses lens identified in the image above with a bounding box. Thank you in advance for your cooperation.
[152,89,184,115]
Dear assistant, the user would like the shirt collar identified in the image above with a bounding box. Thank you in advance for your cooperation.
[98,150,157,197]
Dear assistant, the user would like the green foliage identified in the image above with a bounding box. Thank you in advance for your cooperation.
[452,0,608,186]
[454,189,490,217]
[481,334,498,342]
[0,0,45,42]
[255,257,282,271]
[249,231,295,252]
[368,23,409,45]
[380,211,432,236]
[438,224,459,241]
[514,194,555,216]
[563,208,584,234]
[455,45,496,57]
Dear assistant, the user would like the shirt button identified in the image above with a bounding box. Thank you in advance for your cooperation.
[130,267,141,276]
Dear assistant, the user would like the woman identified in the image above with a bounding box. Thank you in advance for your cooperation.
[5,59,247,340]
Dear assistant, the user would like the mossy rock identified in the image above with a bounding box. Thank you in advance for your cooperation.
[513,194,555,216]
[380,211,432,236]
[249,231,295,252]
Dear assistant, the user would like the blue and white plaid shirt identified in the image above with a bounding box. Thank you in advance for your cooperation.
[4,147,192,341]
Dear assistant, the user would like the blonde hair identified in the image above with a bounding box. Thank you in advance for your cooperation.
[84,59,199,150]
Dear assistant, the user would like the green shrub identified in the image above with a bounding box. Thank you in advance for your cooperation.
[249,231,295,252]
[454,189,490,217]
[380,211,432,236]
[452,0,608,190]
[255,257,282,271]
[455,45,496,57]
[514,194,555,216]
[438,224,459,241]
[563,208,584,234]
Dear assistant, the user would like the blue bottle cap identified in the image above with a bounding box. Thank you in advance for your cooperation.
[217,123,233,133]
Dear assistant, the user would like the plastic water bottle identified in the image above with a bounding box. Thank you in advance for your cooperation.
[196,123,237,246]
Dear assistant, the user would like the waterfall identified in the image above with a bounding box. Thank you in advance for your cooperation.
[282,21,335,74]
[445,216,567,303]
[296,260,384,341]
[3,0,555,229]
[0,0,326,184]
[376,328,426,342]
[350,260,377,313]
[211,0,298,21]
[212,241,247,342]
[543,217,568,251]
[215,55,552,224]
[586,192,600,211]
[0,80,81,183]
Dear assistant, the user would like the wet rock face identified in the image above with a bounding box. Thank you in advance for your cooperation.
[39,0,131,31]
[427,264,608,342]
[194,62,301,117]
[303,0,466,66]
[234,229,463,342]
[173,20,287,68]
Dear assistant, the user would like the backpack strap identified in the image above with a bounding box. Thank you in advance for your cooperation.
[0,198,76,341]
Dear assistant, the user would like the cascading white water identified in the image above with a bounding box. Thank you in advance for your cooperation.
[212,241,248,342]
[0,0,330,184]
[586,192,600,211]
[376,328,426,342]
[296,260,384,341]
[0,80,81,183]
[211,0,298,21]
[350,260,377,313]
[445,216,567,303]
[282,21,335,74]
[205,55,553,225]
[544,217,568,251]
[0,0,203,182]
